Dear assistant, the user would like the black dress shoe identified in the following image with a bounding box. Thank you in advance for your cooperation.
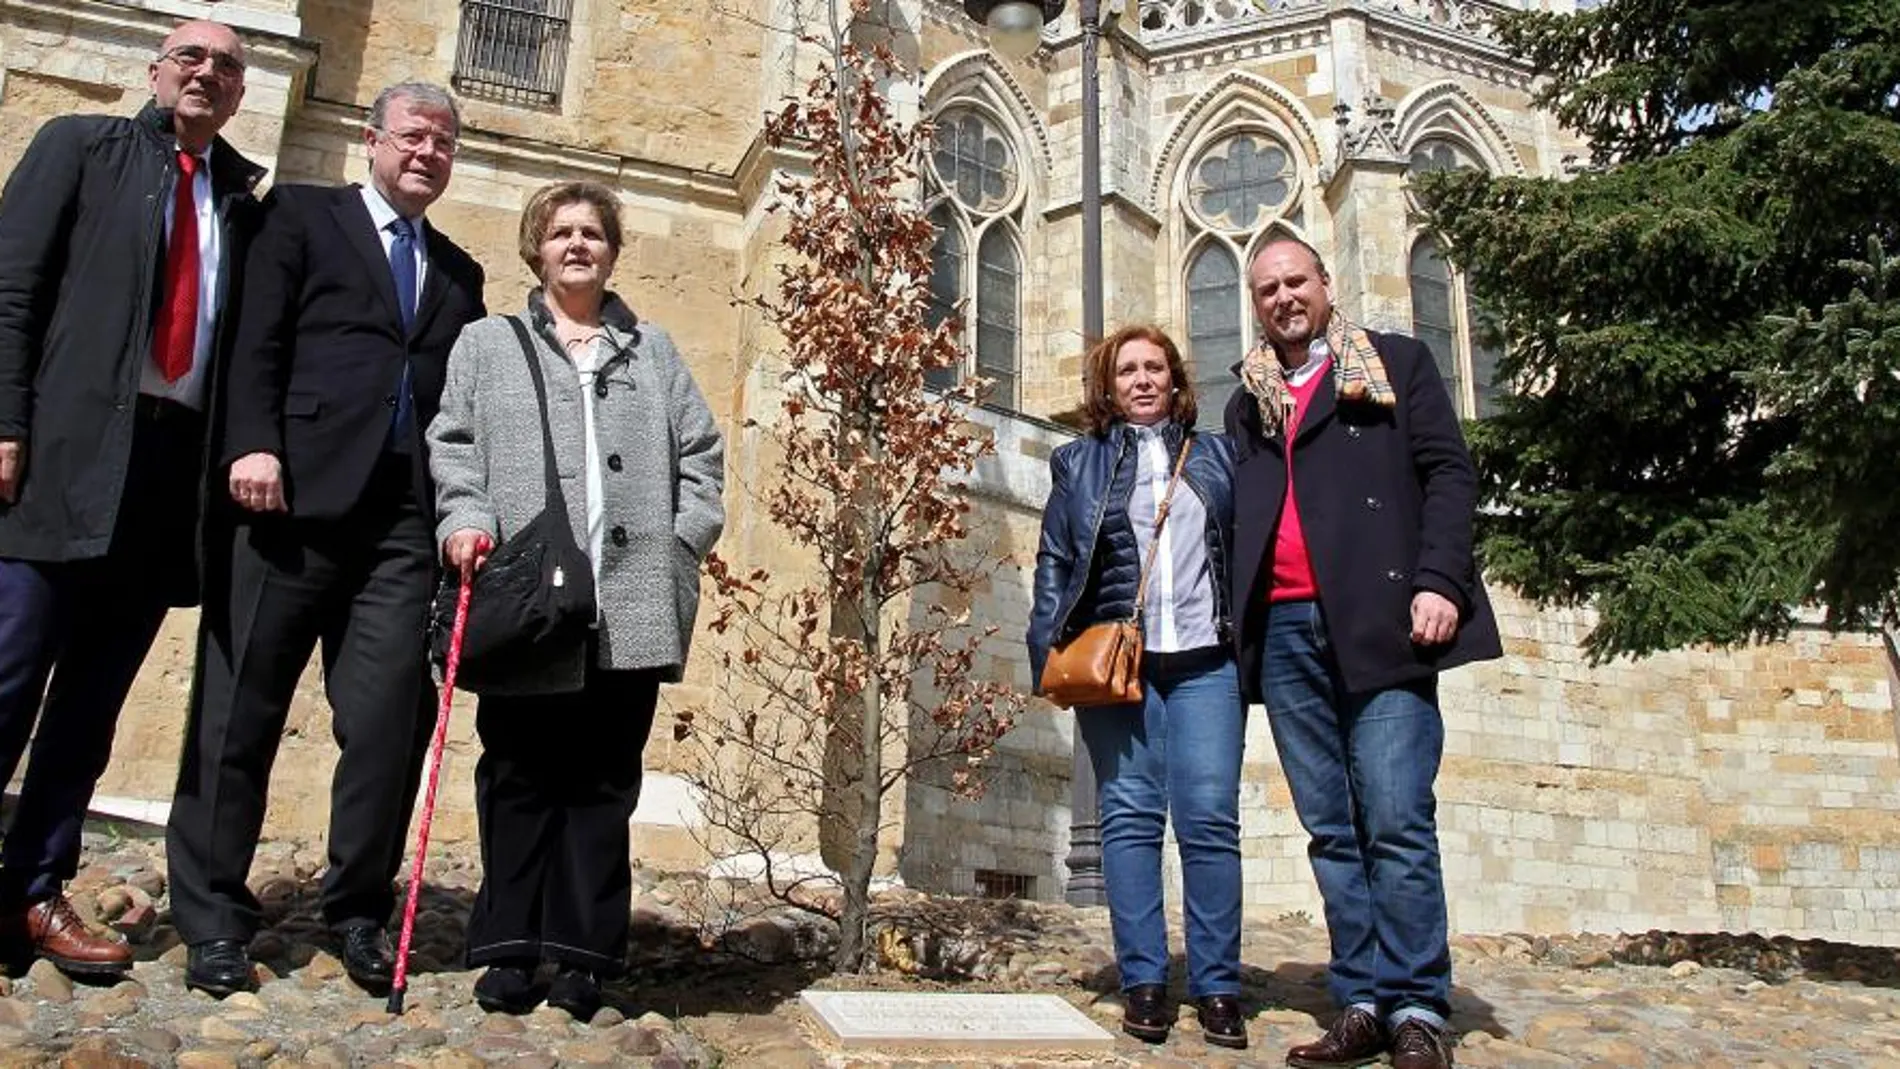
[337,925,394,994]
[1197,994,1249,1050]
[546,966,602,1023]
[1121,983,1171,1042]
[184,939,256,997]
[474,962,543,1015]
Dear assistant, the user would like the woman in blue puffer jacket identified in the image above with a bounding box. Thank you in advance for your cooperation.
[1027,324,1247,1050]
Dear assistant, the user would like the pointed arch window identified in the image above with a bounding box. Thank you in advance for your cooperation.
[1409,234,1505,419]
[1185,242,1242,421]
[1175,128,1307,430]
[1406,137,1506,418]
[975,227,1021,407]
[925,105,1024,410]
[926,206,965,392]
[1408,238,1462,402]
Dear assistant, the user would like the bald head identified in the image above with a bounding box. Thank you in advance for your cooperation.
[150,19,246,152]
[1252,236,1329,280]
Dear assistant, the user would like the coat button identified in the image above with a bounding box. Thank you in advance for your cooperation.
[384,394,398,408]
[594,381,609,399]
[1347,426,1362,439]
[607,453,623,472]
[1365,496,1382,510]
[1386,569,1405,582]
[611,526,628,546]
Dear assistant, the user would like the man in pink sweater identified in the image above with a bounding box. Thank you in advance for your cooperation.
[1223,237,1502,1069]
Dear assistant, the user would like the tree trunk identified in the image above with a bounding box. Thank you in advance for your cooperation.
[832,411,886,973]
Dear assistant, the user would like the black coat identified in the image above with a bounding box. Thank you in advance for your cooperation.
[220,183,485,519]
[0,102,264,571]
[1026,422,1236,689]
[1224,330,1502,699]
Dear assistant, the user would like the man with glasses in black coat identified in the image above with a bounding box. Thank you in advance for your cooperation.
[0,19,262,980]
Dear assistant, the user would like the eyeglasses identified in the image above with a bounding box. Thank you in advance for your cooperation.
[158,44,246,79]
[375,128,460,158]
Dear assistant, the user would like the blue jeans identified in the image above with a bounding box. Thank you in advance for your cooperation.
[1261,601,1450,1029]
[1077,649,1245,998]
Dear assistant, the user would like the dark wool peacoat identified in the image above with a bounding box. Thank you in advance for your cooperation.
[0,101,264,598]
[1223,329,1502,700]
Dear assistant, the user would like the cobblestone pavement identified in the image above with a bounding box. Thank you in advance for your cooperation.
[0,828,1896,1067]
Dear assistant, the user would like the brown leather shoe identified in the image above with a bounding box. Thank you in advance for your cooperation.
[1287,1006,1385,1068]
[16,896,132,977]
[1389,1018,1454,1069]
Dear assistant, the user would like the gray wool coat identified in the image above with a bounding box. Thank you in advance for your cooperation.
[427,291,725,694]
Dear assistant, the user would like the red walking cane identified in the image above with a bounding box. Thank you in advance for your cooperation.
[387,569,473,1015]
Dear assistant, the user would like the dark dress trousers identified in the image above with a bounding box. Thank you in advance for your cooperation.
[166,183,485,943]
[0,102,262,906]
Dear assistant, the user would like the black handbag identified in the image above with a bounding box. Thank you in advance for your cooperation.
[430,316,598,691]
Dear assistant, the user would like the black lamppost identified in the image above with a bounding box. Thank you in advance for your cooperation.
[961,0,1108,908]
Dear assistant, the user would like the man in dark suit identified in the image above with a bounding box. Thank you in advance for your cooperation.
[166,81,486,997]
[0,19,262,978]
[1225,237,1501,1069]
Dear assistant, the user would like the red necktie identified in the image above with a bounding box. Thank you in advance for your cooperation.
[153,151,199,383]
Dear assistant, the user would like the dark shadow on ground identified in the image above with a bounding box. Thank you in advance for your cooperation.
[1613,930,1900,989]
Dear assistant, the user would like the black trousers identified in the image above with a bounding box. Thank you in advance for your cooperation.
[464,665,660,975]
[166,455,435,942]
[0,400,200,904]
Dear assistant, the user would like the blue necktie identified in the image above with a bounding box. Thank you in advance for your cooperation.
[388,217,417,448]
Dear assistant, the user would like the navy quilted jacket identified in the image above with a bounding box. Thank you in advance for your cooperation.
[1026,421,1235,690]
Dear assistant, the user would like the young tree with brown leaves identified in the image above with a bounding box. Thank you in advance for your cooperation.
[673,2,1024,973]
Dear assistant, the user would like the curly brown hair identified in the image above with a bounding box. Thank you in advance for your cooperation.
[1079,325,1198,435]
[518,180,623,280]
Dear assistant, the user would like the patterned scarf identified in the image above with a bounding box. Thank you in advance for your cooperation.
[1239,313,1396,437]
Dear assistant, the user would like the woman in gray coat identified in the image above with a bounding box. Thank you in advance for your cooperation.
[427,180,724,1021]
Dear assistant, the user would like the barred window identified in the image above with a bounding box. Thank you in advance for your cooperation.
[973,869,1035,900]
[453,0,574,106]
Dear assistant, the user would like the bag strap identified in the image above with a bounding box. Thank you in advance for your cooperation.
[504,315,570,513]
[1129,433,1194,622]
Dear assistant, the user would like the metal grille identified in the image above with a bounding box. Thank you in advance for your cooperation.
[974,869,1035,900]
[453,0,573,106]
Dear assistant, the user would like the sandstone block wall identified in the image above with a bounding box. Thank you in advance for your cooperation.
[1208,597,1900,945]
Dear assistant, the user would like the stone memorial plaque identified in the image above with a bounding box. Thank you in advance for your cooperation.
[800,990,1116,1052]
